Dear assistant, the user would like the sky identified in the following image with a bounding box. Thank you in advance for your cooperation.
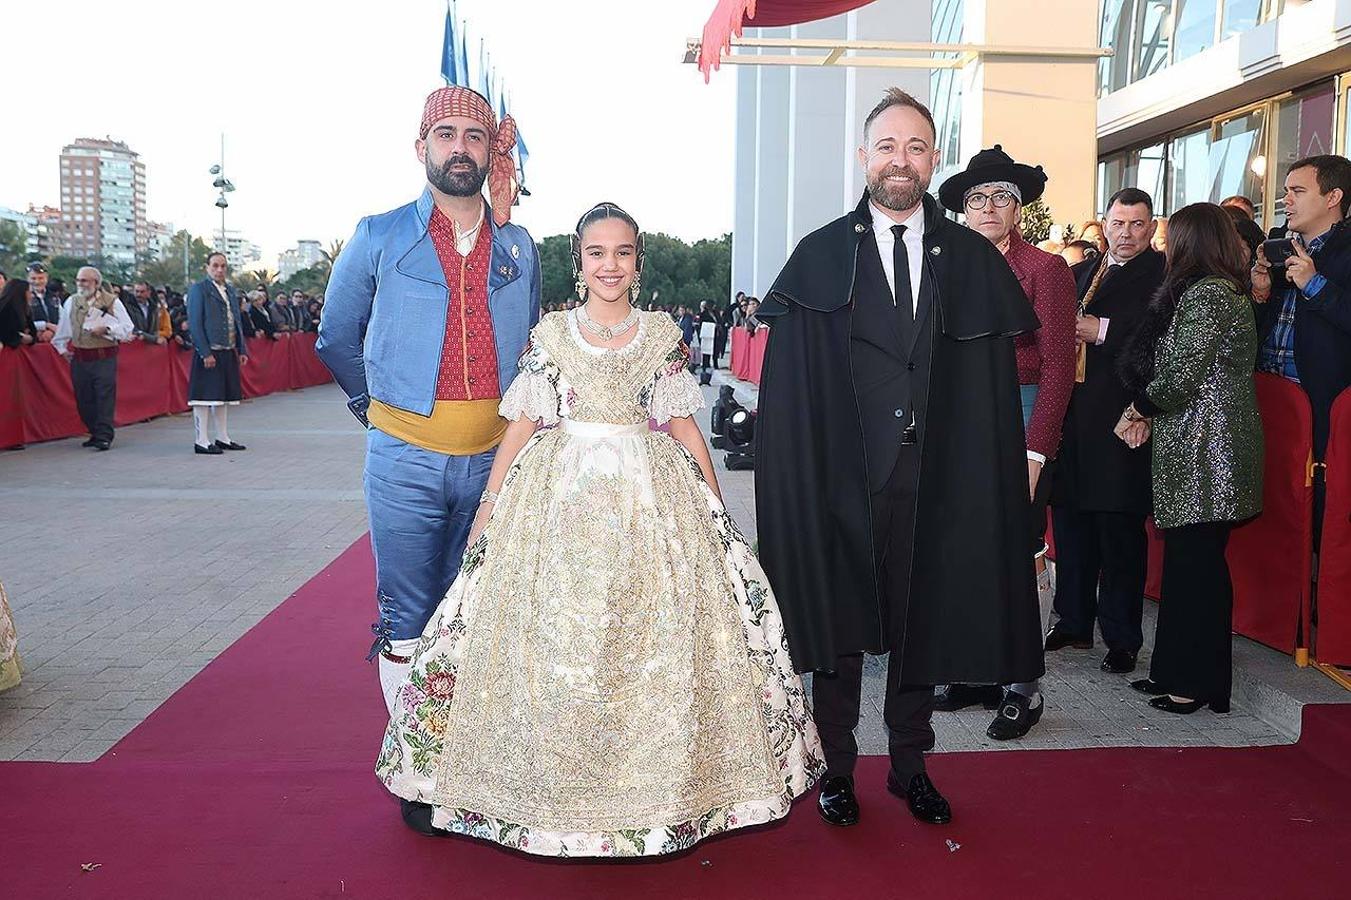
[1,0,736,267]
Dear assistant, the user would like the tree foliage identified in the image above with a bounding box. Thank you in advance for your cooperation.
[0,220,28,278]
[138,230,214,291]
[537,231,732,308]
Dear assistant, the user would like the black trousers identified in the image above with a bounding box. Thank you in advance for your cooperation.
[1150,522,1234,704]
[812,443,934,783]
[1050,507,1147,652]
[71,355,117,443]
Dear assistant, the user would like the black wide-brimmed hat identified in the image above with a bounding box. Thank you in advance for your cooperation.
[938,144,1047,213]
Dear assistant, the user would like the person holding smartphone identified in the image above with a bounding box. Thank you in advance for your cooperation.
[1253,155,1351,542]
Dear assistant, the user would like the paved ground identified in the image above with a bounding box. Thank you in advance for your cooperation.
[1,376,1339,763]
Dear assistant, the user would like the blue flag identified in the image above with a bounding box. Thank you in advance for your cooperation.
[439,7,458,85]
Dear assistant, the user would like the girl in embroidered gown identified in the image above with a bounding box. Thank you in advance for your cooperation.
[377,202,823,857]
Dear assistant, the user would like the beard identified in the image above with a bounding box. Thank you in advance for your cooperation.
[867,164,929,212]
[426,152,489,197]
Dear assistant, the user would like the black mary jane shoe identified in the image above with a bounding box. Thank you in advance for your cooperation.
[887,772,952,825]
[1130,678,1166,695]
[214,440,247,451]
[400,799,451,837]
[1149,695,1230,715]
[986,691,1044,741]
[934,683,1003,712]
[194,443,224,455]
[1100,649,1138,674]
[817,775,860,827]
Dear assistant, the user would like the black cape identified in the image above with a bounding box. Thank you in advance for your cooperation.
[754,192,1045,684]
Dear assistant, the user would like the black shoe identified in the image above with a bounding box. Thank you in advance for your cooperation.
[887,772,951,825]
[817,775,860,827]
[81,438,97,448]
[214,440,247,451]
[91,439,111,451]
[1149,695,1230,715]
[934,683,1003,712]
[1101,649,1138,674]
[399,799,450,837]
[1045,626,1093,651]
[194,443,224,455]
[1130,678,1166,695]
[986,691,1044,741]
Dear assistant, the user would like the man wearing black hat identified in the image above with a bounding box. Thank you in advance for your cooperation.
[755,89,1044,828]
[935,146,1078,741]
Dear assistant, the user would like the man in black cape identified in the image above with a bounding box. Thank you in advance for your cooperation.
[754,89,1044,828]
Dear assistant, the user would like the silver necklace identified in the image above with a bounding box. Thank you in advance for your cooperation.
[577,303,638,341]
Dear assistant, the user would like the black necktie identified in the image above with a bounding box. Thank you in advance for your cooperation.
[891,224,913,328]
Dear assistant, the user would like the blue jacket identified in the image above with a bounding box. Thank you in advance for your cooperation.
[186,278,248,359]
[317,189,540,424]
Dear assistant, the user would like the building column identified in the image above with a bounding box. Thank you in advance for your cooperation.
[786,16,848,250]
[962,0,1099,229]
[752,26,792,298]
[732,64,759,303]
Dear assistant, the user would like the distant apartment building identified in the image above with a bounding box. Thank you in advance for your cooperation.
[278,239,325,280]
[59,137,148,265]
[214,228,263,271]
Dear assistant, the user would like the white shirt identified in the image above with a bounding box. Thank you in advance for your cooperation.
[454,205,484,257]
[52,295,135,355]
[870,200,925,314]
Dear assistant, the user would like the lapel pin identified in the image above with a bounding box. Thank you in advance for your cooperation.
[498,265,510,276]
[511,244,520,259]
[854,223,867,234]
[930,246,942,256]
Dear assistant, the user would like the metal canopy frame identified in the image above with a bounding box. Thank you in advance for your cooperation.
[685,36,1113,70]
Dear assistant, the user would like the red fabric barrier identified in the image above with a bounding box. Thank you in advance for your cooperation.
[0,336,330,450]
[1315,386,1351,665]
[114,341,174,426]
[287,332,333,389]
[1144,518,1164,601]
[1227,373,1315,654]
[0,349,25,449]
[16,344,85,443]
[730,327,751,380]
[746,327,769,385]
[240,335,292,399]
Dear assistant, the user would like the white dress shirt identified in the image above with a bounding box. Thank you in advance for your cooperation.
[870,200,925,314]
[52,296,134,355]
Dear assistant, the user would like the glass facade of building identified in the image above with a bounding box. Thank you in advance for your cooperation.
[930,0,964,194]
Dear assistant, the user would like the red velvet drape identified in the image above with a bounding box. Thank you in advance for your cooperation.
[1315,386,1351,665]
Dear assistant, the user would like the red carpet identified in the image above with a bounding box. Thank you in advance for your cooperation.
[3,537,1349,899]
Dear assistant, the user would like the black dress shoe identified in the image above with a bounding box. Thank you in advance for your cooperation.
[81,438,97,448]
[887,772,951,825]
[92,439,111,451]
[1100,649,1138,673]
[214,440,247,451]
[1149,695,1230,715]
[1130,678,1166,695]
[194,443,224,455]
[1045,626,1093,651]
[400,799,450,837]
[817,775,860,826]
[986,690,1044,741]
[934,683,1003,712]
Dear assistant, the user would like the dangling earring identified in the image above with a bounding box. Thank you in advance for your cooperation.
[575,274,588,302]
[629,273,642,303]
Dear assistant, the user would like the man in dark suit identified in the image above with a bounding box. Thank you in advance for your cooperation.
[125,281,166,345]
[1252,154,1351,542]
[1046,187,1165,675]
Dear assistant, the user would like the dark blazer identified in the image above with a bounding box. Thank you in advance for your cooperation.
[1258,220,1351,457]
[124,296,164,342]
[186,279,248,358]
[28,290,61,325]
[248,304,275,338]
[1052,248,1165,514]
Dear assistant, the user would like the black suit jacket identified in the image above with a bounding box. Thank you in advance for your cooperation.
[1051,249,1165,514]
[1257,220,1351,457]
[124,296,163,342]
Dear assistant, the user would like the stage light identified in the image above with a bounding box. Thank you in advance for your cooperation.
[710,385,755,470]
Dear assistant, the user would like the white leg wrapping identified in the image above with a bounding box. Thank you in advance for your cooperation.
[378,638,421,716]
[193,408,210,447]
[210,405,230,444]
[1035,548,1056,636]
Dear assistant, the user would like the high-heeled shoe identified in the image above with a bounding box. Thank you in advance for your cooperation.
[1148,694,1229,714]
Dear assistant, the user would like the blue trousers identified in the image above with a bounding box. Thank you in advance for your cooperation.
[362,428,495,658]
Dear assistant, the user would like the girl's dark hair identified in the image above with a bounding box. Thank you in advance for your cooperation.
[1119,202,1250,395]
[571,201,644,277]
[0,278,30,311]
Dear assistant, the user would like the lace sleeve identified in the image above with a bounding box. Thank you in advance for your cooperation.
[499,339,561,425]
[647,340,706,425]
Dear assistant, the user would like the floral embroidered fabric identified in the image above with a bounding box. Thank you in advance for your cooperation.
[0,583,21,693]
[378,310,823,856]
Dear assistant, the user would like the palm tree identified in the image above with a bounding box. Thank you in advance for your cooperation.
[320,239,346,272]
[250,268,277,291]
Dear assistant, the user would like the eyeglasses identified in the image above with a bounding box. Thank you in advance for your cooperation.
[965,190,1017,211]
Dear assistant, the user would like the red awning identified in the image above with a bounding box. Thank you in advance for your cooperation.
[697,0,876,79]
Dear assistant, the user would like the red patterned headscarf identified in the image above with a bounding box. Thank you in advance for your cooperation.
[419,86,519,226]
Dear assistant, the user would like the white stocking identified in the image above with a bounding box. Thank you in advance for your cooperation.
[209,406,231,444]
[378,637,420,716]
[193,408,210,447]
